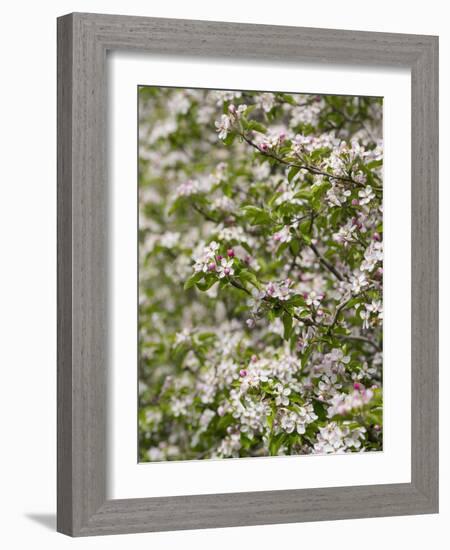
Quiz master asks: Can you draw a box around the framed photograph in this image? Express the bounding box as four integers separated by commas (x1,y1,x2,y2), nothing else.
57,12,438,536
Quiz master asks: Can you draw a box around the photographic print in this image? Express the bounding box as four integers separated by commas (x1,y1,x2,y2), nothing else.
138,87,383,462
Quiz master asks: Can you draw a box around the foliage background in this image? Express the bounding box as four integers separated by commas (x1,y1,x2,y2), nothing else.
138,86,383,461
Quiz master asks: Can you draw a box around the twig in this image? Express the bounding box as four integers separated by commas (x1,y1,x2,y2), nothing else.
239,132,364,187
192,204,219,224
229,279,252,296
309,242,344,282
340,334,381,352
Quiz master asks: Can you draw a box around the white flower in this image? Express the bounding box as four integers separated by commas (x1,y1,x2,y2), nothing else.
265,279,294,301
360,309,371,329
159,231,180,248
350,272,369,294
228,103,247,119
327,388,374,417
206,241,220,255
254,161,271,180
367,299,383,316
215,114,232,140
213,90,242,106
217,258,234,278
333,219,357,245
174,179,200,198
353,171,367,184
358,185,375,205
199,409,215,429
279,404,317,435
217,432,241,457
212,196,235,212
246,318,256,329
344,426,367,449
361,300,383,327
274,383,291,406
147,447,164,461
313,422,364,454
314,423,345,453
317,375,342,400
272,226,292,244
305,291,323,307
280,411,296,433
360,240,383,272
258,92,275,113
291,133,314,154
168,92,190,115
174,328,191,345
192,241,220,273
326,185,351,207
217,225,256,247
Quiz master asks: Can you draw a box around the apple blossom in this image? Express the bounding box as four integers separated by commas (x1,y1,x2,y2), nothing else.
139,86,383,461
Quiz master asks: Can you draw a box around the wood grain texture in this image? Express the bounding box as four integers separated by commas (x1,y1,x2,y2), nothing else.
57,12,439,536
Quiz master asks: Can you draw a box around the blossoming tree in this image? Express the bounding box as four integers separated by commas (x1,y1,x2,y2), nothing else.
138,87,383,461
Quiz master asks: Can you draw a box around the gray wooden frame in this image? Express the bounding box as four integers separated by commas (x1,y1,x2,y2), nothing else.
57,12,439,537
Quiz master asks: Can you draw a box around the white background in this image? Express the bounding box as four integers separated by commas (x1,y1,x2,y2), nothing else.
0,1,447,549
109,54,411,498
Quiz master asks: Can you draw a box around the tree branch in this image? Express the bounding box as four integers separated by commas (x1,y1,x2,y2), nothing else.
309,242,344,282
192,204,219,224
239,132,365,187
340,334,381,352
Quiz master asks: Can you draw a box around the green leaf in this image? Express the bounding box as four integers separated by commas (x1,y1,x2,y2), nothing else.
238,269,261,289
286,294,306,307
241,205,273,225
293,189,313,200
288,166,300,183
278,93,297,106
196,277,217,291
312,399,328,421
282,312,293,341
290,238,301,256
223,132,236,146
269,433,287,456
366,159,383,170
246,120,268,134
276,241,290,257
184,272,203,290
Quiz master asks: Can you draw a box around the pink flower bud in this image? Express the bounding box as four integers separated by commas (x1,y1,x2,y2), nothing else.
251,354,258,363
224,267,231,275
239,369,248,377
372,232,381,241
351,199,359,206
227,249,235,258
374,424,381,432
207,262,216,272
228,104,236,114
216,255,223,261
260,143,269,152
353,382,362,391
